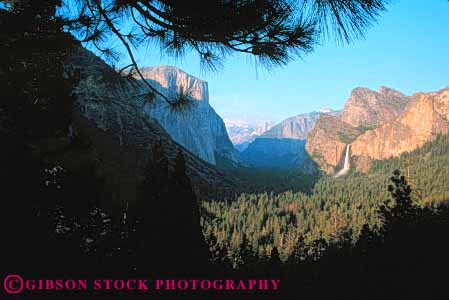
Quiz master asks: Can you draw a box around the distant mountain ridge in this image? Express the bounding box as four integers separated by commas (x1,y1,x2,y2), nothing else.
240,85,449,175
241,110,337,169
69,46,449,180
261,111,326,139
224,119,274,151
264,109,339,141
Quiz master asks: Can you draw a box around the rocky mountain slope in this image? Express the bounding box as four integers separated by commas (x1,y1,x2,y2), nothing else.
140,66,239,165
66,47,239,201
306,114,363,174
351,88,449,163
306,86,449,175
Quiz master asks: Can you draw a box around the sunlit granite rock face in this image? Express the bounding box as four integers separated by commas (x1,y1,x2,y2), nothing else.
67,47,239,200
307,86,449,174
140,66,239,165
306,114,361,174
341,86,409,128
351,88,449,164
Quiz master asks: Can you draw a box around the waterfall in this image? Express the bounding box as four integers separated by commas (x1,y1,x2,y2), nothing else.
343,144,350,171
334,144,351,178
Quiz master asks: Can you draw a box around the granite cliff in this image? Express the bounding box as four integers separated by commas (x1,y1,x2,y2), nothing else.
140,66,239,165
351,88,449,165
66,47,239,200
341,86,409,128
306,114,362,174
306,86,449,175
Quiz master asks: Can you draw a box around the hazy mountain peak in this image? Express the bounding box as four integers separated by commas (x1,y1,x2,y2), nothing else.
225,119,275,151
319,107,336,114
261,111,321,140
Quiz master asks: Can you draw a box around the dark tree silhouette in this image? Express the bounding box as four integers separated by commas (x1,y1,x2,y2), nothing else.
380,169,418,227
2,0,389,105
136,144,210,275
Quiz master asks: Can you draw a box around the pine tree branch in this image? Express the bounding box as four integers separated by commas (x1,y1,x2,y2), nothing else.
92,0,173,105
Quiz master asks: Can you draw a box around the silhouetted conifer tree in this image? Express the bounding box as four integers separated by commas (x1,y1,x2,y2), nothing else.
380,169,418,228
135,143,210,275
269,246,282,275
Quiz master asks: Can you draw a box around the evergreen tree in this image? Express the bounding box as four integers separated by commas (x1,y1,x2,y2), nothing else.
269,246,282,275
136,143,210,275
380,169,418,227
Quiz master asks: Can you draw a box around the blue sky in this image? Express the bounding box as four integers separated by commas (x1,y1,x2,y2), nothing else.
127,0,449,124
